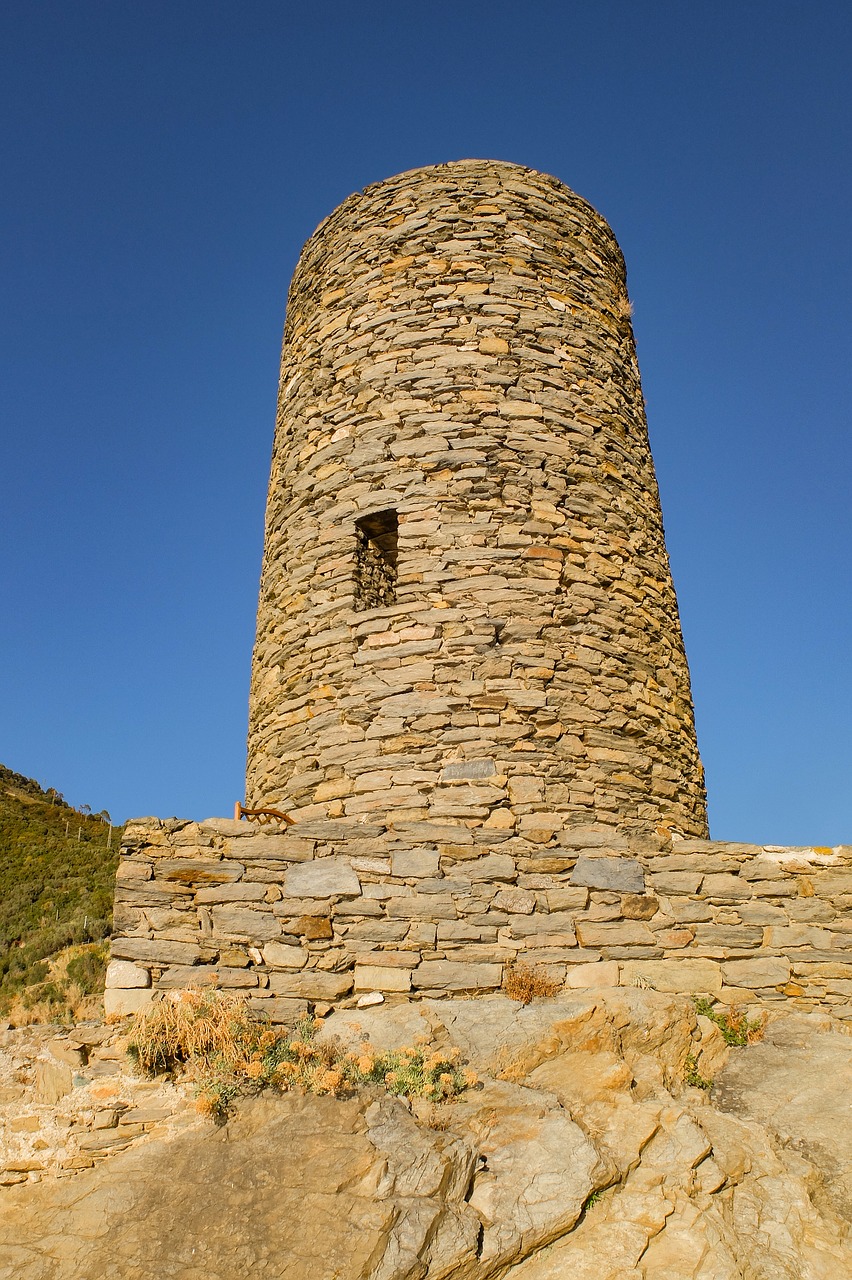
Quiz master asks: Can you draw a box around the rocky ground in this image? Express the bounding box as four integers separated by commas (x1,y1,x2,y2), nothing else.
0,990,849,1279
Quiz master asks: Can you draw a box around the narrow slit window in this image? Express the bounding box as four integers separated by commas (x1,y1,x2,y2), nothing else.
354,509,398,611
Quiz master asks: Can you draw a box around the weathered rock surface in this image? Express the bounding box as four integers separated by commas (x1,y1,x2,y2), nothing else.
1,992,850,1278
713,1012,852,1222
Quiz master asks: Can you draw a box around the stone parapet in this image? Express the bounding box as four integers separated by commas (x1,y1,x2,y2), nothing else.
108,818,852,1018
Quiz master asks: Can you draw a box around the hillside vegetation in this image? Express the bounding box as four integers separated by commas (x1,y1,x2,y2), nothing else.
0,764,122,1018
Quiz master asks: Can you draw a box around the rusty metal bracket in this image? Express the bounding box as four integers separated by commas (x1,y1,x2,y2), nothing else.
234,801,295,826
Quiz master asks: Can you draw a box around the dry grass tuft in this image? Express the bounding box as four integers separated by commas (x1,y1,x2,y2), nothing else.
127,989,478,1121
502,962,561,1005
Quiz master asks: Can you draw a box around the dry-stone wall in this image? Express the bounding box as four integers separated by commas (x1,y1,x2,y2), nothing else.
107,817,852,1019
247,159,708,840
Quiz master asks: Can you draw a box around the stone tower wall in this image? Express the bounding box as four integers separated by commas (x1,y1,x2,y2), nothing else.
247,160,707,840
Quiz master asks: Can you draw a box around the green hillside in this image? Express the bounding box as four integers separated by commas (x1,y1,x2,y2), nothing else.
0,764,122,1016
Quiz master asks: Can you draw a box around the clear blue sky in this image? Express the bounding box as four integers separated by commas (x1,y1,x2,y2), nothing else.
2,1,849,843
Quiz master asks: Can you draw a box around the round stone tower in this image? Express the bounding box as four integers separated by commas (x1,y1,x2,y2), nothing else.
247,160,708,841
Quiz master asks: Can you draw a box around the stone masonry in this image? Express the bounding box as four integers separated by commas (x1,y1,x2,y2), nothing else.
108,818,852,1020
246,160,708,840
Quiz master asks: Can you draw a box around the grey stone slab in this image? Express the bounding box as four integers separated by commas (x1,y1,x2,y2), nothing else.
721,956,791,988
570,856,644,893
283,858,362,899
211,906,281,941
441,758,496,780
391,849,440,878
111,937,202,965
411,960,502,990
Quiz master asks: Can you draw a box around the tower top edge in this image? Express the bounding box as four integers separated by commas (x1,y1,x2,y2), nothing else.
304,159,619,255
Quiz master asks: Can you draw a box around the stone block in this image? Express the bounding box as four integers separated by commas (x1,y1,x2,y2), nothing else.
115,860,152,882
247,997,309,1023
406,921,437,947
764,925,834,948
621,894,659,920
119,1105,174,1124
722,957,791,988
104,988,155,1019
437,920,492,942
692,925,764,948
283,858,361,898
155,859,244,885
571,856,644,893
558,826,630,850
274,970,354,1000
296,915,334,940
668,899,713,923
111,938,202,965
217,968,259,988
211,906,281,941
518,813,564,842
226,834,311,861
619,958,722,993
702,873,748,900
391,849,440,878
650,872,703,895
157,965,218,989
354,965,413,992
333,898,384,917
575,921,655,947
105,960,150,990
493,887,537,914
386,895,457,919
194,884,267,904
262,942,308,969
48,1039,86,1068
352,948,418,967
750,879,797,897
564,961,620,988
346,920,409,942
545,887,589,911
465,854,517,882
506,912,577,939
441,758,496,780
411,960,503,991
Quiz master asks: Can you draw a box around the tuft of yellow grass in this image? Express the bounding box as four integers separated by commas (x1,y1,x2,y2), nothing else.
502,961,561,1005
126,989,478,1121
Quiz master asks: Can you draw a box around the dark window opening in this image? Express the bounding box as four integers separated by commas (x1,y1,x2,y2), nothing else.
354,509,398,610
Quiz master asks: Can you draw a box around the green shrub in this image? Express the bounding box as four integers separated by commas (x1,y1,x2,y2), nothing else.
0,764,121,1016
66,944,108,995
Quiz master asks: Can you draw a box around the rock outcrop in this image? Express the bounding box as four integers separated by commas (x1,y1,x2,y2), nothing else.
1,991,849,1278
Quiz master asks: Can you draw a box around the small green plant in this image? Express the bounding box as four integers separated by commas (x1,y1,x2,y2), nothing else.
684,1053,713,1090
693,997,765,1047
127,990,478,1121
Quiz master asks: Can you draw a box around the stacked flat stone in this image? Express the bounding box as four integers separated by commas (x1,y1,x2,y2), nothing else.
107,818,852,1018
247,159,707,840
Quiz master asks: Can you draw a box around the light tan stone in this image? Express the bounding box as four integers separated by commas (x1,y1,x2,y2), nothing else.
354,965,412,992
